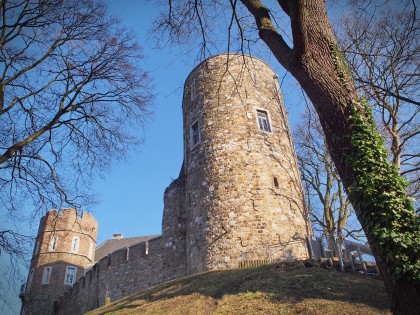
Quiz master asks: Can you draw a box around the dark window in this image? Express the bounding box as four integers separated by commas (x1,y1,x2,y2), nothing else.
125,248,129,261
191,121,200,147
71,236,80,253
42,266,52,284
274,177,279,188
257,110,271,132
49,235,58,251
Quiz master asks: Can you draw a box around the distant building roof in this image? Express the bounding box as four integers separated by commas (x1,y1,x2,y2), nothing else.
94,234,160,262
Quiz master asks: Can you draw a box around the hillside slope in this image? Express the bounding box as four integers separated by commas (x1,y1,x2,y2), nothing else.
86,261,390,315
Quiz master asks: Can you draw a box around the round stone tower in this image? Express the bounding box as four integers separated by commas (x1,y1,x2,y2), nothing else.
181,54,310,274
20,208,97,315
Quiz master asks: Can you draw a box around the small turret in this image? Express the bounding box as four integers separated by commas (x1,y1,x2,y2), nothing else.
20,209,97,315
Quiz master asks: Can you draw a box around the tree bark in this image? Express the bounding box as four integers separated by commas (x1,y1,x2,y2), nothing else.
241,0,420,313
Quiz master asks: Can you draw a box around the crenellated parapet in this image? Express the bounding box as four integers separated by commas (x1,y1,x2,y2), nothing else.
53,235,184,315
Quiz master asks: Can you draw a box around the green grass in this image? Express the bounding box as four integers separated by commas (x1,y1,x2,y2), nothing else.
86,261,390,315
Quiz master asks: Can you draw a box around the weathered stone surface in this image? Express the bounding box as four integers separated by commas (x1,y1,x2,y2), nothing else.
180,54,310,273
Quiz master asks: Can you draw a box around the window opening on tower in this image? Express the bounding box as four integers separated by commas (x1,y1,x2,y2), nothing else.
64,266,77,285
257,110,271,132
49,235,58,251
41,266,52,284
71,236,80,253
191,121,201,148
34,240,40,256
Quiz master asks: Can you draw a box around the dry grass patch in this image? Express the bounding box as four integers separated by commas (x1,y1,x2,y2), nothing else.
86,261,390,315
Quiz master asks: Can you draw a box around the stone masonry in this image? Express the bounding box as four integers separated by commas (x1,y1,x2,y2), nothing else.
22,54,311,315
175,54,310,273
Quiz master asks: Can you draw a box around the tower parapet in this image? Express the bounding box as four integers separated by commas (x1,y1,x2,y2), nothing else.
20,209,97,315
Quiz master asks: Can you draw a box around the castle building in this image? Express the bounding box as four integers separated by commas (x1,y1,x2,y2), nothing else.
19,209,98,315
20,54,311,315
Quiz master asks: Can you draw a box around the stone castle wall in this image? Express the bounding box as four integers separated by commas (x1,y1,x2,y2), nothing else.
54,236,185,315
54,177,190,314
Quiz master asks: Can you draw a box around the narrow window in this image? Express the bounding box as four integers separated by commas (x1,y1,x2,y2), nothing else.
191,121,200,148
49,235,58,251
26,269,34,291
41,266,52,284
257,110,271,132
88,241,94,259
125,247,129,261
274,177,279,188
64,266,77,285
34,241,40,256
252,72,258,85
71,236,80,253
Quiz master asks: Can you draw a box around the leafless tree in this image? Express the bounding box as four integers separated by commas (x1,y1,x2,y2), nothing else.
0,0,152,307
295,104,363,243
337,0,419,210
156,1,420,312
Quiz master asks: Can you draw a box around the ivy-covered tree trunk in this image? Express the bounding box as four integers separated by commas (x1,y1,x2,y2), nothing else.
241,0,420,313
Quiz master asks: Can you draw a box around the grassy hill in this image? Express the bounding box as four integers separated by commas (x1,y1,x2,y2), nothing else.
86,261,390,315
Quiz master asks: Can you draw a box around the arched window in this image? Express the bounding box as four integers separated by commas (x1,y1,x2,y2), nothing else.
71,236,80,253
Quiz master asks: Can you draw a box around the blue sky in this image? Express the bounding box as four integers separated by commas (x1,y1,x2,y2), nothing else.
91,1,188,244
91,1,305,245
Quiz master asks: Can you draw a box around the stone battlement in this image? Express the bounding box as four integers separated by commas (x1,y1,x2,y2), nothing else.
54,235,183,314
40,208,97,235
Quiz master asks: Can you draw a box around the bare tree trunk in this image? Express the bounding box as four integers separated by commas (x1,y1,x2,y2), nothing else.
241,0,420,313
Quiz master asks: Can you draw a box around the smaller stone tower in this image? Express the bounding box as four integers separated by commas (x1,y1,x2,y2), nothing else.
20,209,97,315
